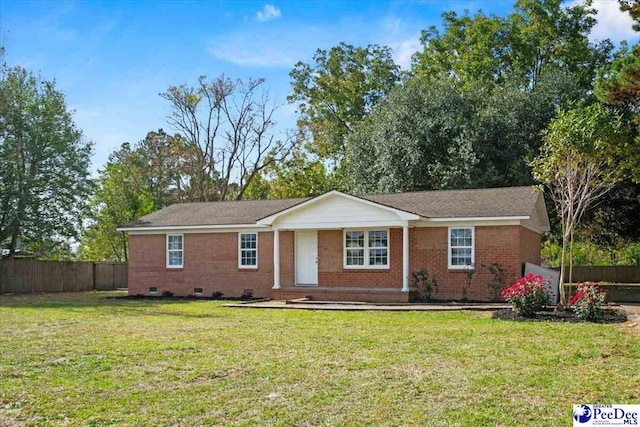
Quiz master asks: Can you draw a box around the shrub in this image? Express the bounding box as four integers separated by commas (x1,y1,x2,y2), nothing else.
161,290,174,298
569,282,608,321
411,269,438,302
501,274,551,317
461,266,475,302
483,262,514,302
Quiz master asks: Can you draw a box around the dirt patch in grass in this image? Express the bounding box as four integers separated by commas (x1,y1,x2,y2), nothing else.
492,308,628,323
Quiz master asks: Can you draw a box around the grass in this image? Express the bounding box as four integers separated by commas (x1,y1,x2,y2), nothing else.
1,292,639,426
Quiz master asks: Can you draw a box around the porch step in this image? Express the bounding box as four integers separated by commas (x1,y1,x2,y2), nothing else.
273,286,408,304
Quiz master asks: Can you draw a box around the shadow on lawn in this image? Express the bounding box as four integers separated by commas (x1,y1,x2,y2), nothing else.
0,292,229,315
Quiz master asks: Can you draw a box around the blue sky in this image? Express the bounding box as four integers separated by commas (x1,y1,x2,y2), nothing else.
1,0,637,173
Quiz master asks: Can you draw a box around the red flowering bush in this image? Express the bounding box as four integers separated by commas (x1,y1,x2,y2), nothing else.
501,274,551,317
569,282,608,321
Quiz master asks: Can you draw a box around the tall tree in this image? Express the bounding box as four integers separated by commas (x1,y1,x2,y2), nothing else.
161,75,294,202
130,129,189,208
413,0,613,91
288,43,401,162
80,153,155,262
346,70,584,194
472,70,584,187
0,66,92,257
346,78,477,194
530,102,638,305
80,131,189,261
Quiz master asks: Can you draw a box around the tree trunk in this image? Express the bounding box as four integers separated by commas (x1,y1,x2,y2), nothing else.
8,221,19,259
558,233,568,307
568,230,574,299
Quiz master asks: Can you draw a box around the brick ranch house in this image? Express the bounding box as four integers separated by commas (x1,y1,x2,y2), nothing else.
118,186,550,303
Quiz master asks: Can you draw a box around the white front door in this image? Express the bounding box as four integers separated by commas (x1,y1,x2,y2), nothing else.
296,230,318,286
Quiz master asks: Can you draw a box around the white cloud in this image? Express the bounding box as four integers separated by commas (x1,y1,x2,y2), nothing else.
377,16,423,69
388,37,421,69
574,0,638,42
256,4,281,23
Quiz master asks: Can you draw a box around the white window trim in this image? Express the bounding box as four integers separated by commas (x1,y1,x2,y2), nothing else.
166,234,184,269
238,232,258,269
343,229,390,270
448,226,475,270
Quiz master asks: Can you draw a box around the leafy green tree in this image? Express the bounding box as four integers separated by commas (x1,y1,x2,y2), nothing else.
596,43,640,117
472,70,584,187
576,181,640,262
79,130,188,261
244,148,335,200
80,155,155,262
620,0,640,31
288,43,401,162
346,70,583,194
126,129,189,208
413,0,613,91
530,102,638,305
346,78,477,194
0,66,93,257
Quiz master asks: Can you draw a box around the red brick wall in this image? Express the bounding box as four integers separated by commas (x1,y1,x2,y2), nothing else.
279,231,295,287
409,225,538,301
128,225,541,302
128,232,276,298
317,229,403,288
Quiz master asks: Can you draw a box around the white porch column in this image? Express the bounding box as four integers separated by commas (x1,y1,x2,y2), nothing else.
273,228,280,289
402,222,410,292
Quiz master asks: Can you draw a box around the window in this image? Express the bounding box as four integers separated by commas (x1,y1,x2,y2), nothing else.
239,232,258,268
448,227,474,269
166,234,183,268
344,230,389,268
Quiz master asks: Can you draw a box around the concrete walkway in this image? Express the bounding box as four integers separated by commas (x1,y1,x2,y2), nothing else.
223,300,511,311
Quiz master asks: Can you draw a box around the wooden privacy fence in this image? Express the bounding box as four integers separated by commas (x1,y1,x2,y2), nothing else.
0,260,128,294
556,265,640,284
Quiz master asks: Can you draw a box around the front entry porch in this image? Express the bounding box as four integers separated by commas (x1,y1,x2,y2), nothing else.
272,227,411,303
272,286,409,303
259,190,419,303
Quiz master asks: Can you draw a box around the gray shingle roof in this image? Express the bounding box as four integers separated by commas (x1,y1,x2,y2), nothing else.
122,186,540,228
362,186,540,218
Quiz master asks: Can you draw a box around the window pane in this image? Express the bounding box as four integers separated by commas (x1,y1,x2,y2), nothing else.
168,235,182,250
451,228,472,247
368,230,388,248
169,251,183,266
345,231,364,248
451,247,472,266
369,248,388,266
241,249,257,266
241,233,257,249
346,248,365,265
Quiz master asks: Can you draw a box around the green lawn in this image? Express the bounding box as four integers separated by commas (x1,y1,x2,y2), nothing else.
1,292,639,426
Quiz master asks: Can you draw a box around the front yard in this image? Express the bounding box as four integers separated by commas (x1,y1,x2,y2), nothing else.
1,292,639,426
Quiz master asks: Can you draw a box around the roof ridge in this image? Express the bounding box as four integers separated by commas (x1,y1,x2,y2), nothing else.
361,185,537,198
